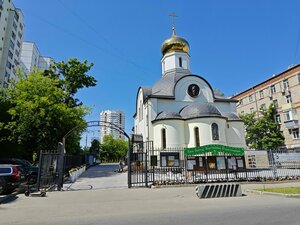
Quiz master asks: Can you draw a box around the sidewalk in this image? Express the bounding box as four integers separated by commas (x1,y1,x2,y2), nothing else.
63,163,128,190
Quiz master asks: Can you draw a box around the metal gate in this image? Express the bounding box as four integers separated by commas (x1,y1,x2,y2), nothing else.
37,143,64,191
129,141,153,187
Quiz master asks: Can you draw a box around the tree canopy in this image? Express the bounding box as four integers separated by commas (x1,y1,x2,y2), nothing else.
0,58,96,159
100,135,128,162
240,103,284,150
44,58,96,106
89,139,100,156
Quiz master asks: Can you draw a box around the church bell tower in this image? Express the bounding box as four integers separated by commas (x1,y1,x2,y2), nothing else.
161,14,190,76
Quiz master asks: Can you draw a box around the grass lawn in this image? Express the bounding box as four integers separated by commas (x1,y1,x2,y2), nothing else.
259,187,300,194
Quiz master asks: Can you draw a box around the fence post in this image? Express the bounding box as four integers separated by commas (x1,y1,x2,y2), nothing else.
127,140,132,188
205,156,208,183
145,142,148,187
270,149,277,180
57,142,65,191
36,150,43,191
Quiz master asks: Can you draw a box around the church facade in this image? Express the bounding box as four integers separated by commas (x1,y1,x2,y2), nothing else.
134,29,246,151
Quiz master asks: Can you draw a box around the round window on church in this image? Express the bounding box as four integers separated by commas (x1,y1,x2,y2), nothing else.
188,84,200,97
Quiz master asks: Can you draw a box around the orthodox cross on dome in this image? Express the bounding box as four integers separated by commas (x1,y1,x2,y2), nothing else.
169,12,178,36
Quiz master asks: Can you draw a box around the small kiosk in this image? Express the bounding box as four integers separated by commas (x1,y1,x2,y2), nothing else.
184,144,245,172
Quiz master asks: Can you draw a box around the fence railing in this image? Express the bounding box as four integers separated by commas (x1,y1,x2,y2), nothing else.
130,147,300,187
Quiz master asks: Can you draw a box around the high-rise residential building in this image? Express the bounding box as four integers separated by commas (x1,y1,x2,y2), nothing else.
20,41,54,75
232,64,300,150
100,110,125,143
0,0,24,88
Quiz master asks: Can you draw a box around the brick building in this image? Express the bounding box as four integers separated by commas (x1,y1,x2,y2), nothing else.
232,64,300,150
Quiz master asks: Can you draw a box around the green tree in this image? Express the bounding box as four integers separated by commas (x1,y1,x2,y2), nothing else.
89,139,100,156
100,135,128,162
0,91,26,158
43,58,96,107
2,71,89,157
240,103,284,150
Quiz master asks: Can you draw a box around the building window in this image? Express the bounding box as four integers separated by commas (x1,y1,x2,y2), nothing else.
18,31,22,39
270,85,276,94
11,31,16,40
260,103,266,110
259,90,264,99
286,95,292,103
250,107,254,113
283,79,289,89
238,99,243,106
161,128,166,149
275,114,281,124
249,94,253,102
146,114,149,127
14,58,18,66
179,57,182,67
160,152,179,167
211,123,219,140
284,110,293,121
14,12,19,22
240,111,244,115
8,50,13,59
19,23,23,31
6,61,12,69
5,71,10,78
13,21,17,30
9,40,14,50
194,127,200,147
292,129,300,139
16,41,21,48
139,101,143,121
298,73,300,83
273,99,278,109
119,113,122,124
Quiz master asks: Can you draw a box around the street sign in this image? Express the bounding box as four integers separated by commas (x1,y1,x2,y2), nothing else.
132,134,143,143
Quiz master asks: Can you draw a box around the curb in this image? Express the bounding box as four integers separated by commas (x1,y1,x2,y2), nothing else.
245,189,300,198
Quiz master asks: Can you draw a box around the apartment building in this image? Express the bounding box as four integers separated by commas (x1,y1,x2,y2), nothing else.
20,41,54,75
232,64,300,150
100,110,125,143
0,0,24,88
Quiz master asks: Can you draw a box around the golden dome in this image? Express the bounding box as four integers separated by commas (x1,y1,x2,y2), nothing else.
161,34,190,55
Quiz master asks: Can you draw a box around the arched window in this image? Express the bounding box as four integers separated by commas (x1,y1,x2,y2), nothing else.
139,101,143,121
179,57,182,67
211,123,219,140
194,127,200,147
161,128,166,149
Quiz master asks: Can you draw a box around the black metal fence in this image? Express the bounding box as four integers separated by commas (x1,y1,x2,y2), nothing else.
129,145,300,187
37,149,63,191
37,145,85,191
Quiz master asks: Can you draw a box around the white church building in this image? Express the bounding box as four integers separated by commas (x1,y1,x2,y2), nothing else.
134,27,246,152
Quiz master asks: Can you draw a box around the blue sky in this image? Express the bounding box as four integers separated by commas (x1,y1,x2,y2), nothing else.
14,0,300,140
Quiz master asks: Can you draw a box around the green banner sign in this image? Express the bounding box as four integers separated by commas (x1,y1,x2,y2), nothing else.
184,144,244,157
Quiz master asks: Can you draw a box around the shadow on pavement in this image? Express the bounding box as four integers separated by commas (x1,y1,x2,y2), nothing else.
79,164,126,179
0,194,19,204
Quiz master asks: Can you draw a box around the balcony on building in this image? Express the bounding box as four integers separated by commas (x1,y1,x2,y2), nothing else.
284,120,299,129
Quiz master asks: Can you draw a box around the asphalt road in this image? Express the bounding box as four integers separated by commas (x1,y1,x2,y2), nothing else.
1,164,300,225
